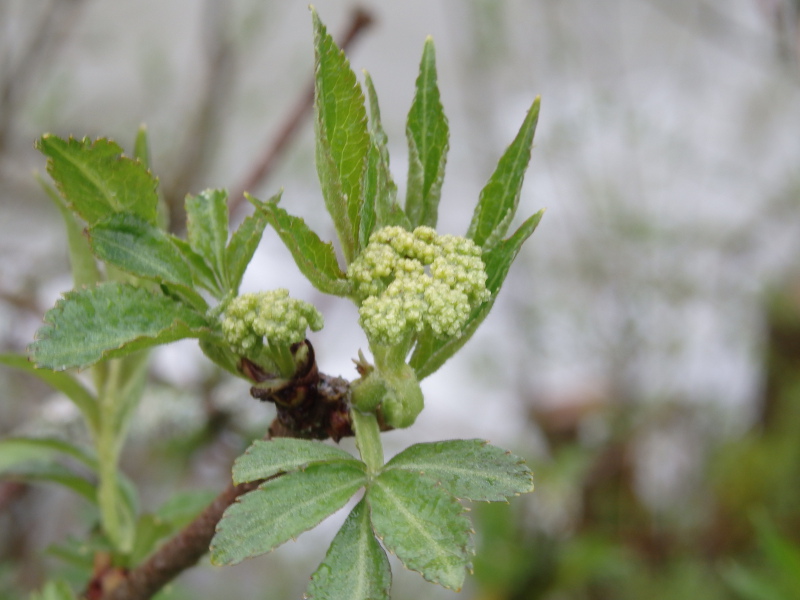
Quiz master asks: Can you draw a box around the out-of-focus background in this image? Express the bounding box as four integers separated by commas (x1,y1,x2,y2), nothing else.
2,0,800,598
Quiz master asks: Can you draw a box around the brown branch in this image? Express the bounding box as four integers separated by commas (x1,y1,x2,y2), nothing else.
227,6,375,215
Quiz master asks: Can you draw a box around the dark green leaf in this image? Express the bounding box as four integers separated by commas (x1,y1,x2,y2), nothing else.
210,461,367,566
30,283,211,371
312,8,370,262
233,438,358,484
88,213,195,289
467,97,540,250
405,38,449,229
307,499,391,600
367,469,473,591
185,189,229,289
226,209,270,294
248,194,351,297
410,210,544,379
384,439,533,501
36,135,158,226
0,354,99,432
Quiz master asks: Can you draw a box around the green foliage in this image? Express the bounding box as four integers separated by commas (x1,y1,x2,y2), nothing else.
28,580,76,600
210,436,530,596
3,7,543,598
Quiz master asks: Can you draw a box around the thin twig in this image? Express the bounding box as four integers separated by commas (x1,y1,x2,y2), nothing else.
227,7,375,215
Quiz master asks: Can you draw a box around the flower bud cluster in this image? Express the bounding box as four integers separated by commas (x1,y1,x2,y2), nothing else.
347,226,490,346
221,289,324,356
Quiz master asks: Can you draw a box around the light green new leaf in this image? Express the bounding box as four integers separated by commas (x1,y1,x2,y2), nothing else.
171,237,223,297
467,97,540,250
210,461,366,566
88,213,195,289
226,209,270,294
313,8,370,262
2,462,96,504
29,580,77,600
36,135,158,226
307,498,391,600
0,437,96,472
37,175,101,288
384,439,533,501
232,439,357,484
405,38,449,229
133,124,150,169
361,73,408,243
367,469,473,591
30,283,211,371
410,209,544,379
185,189,229,289
0,354,99,432
249,194,351,297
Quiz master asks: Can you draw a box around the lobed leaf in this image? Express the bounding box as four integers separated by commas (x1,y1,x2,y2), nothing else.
307,498,391,600
467,97,540,250
226,209,270,294
312,8,370,262
185,189,229,289
405,37,449,229
232,439,357,484
0,354,99,432
249,194,351,297
210,461,366,566
384,439,533,501
30,283,211,371
366,469,473,591
36,135,158,226
410,210,544,379
88,213,195,289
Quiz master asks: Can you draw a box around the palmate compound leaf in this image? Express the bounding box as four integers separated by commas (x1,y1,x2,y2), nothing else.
210,461,367,566
384,439,533,502
36,135,158,226
232,439,358,484
29,282,212,371
366,469,474,591
306,498,391,600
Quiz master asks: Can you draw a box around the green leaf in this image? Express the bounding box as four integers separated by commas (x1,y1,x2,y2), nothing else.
248,194,351,297
384,439,533,501
232,438,357,484
361,73,409,243
36,135,158,226
467,97,540,250
410,210,544,379
210,461,367,566
367,469,473,591
30,283,211,371
307,498,391,600
405,37,449,229
88,213,195,289
29,580,77,600
37,175,101,288
312,8,370,263
0,354,99,432
185,189,229,289
171,237,223,297
226,209,269,294
198,338,241,377
0,437,97,472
